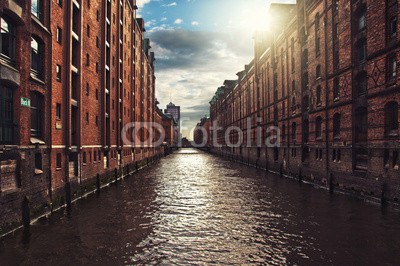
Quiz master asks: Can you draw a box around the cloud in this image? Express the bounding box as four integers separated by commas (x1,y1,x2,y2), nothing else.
145,19,157,27
136,0,151,8
191,21,199,26
161,17,167,21
174,18,183,24
163,2,177,7
150,29,253,138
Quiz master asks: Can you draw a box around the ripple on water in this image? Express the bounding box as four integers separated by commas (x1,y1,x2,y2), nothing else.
1,149,400,265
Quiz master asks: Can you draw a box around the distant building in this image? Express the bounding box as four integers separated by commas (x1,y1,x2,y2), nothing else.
193,117,211,147
164,102,181,140
164,102,180,123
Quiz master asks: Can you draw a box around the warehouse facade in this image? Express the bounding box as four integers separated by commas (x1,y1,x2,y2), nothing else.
0,0,162,232
209,0,400,204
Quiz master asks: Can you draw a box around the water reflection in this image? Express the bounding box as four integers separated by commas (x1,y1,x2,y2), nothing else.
1,148,400,265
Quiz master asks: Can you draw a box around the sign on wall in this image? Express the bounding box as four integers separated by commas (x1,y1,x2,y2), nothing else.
20,97,31,107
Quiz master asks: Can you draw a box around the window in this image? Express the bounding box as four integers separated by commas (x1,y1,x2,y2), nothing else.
31,92,43,137
87,25,90,37
334,23,339,41
384,101,399,137
316,65,321,79
394,151,399,168
357,9,366,31
333,78,340,99
389,16,398,39
83,152,87,164
98,150,101,161
356,72,367,96
0,86,14,144
86,53,90,66
57,27,62,43
86,82,89,96
35,153,42,170
315,14,321,55
303,119,309,143
387,54,397,81
291,38,295,72
333,113,341,139
355,107,368,143
303,95,309,111
334,0,339,13
96,36,99,48
282,124,286,141
316,85,322,105
31,36,44,78
86,112,89,124
56,64,61,81
94,151,97,162
357,39,367,63
0,16,16,61
31,0,44,21
316,116,323,140
96,89,99,100
56,103,61,119
57,0,62,7
56,153,62,169
292,122,297,142
386,0,398,42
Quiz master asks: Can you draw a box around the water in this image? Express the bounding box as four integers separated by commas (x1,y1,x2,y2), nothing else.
1,148,400,265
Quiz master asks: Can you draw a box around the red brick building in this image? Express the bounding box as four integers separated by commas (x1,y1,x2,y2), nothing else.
193,116,211,147
1,0,52,231
210,1,400,204
0,0,163,232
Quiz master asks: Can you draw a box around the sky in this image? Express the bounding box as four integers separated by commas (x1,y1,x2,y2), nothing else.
137,0,295,139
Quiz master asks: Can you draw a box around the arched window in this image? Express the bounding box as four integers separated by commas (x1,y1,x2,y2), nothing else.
384,101,399,137
333,113,341,139
30,92,44,137
0,16,16,61
31,36,44,79
316,116,323,140
0,86,14,144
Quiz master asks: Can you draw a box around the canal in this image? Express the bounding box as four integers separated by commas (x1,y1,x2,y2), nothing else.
1,148,400,265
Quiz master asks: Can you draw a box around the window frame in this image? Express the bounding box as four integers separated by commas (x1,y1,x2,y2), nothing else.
0,85,14,144
30,92,44,138
31,36,44,79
